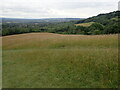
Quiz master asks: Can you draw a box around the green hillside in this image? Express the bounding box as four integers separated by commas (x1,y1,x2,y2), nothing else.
76,11,119,25
75,11,119,34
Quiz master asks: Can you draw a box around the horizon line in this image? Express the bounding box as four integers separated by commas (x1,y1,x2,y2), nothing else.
1,10,119,19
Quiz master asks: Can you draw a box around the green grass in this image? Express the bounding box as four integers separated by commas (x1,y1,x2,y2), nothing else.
75,22,94,27
2,33,118,88
111,17,118,21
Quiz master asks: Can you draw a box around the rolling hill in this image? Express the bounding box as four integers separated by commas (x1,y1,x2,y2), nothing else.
3,33,118,88
76,11,119,25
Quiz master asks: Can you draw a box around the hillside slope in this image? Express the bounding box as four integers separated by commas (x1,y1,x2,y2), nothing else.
3,33,118,88
75,11,119,34
76,11,119,25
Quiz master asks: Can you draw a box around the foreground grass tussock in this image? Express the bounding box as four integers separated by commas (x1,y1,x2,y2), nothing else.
3,33,118,88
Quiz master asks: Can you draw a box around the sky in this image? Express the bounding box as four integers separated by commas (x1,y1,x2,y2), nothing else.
1,0,119,19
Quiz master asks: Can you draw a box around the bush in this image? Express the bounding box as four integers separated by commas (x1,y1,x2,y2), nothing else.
92,30,102,35
104,24,119,34
89,23,104,31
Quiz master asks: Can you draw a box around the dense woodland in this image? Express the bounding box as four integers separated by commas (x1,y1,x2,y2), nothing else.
2,11,120,36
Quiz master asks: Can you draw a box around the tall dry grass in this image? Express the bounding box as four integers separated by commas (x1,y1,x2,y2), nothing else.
2,33,118,88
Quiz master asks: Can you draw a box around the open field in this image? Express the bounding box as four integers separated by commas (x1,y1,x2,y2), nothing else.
75,22,94,27
2,33,118,88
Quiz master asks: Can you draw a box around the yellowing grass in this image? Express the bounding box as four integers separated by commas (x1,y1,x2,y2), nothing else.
75,22,94,27
2,33,118,88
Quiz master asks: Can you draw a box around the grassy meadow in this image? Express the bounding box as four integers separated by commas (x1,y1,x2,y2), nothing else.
75,22,94,27
2,33,118,88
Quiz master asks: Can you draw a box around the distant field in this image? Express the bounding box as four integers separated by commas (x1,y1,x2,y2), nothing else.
3,33,118,88
75,22,94,27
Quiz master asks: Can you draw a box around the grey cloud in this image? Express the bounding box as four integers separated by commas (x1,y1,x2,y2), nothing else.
1,0,118,18
51,2,116,9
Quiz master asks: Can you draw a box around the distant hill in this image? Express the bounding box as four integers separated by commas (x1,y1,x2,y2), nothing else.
76,11,119,25
74,11,119,34
2,18,84,23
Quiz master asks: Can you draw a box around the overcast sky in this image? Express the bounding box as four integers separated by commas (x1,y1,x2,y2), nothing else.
1,0,119,19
